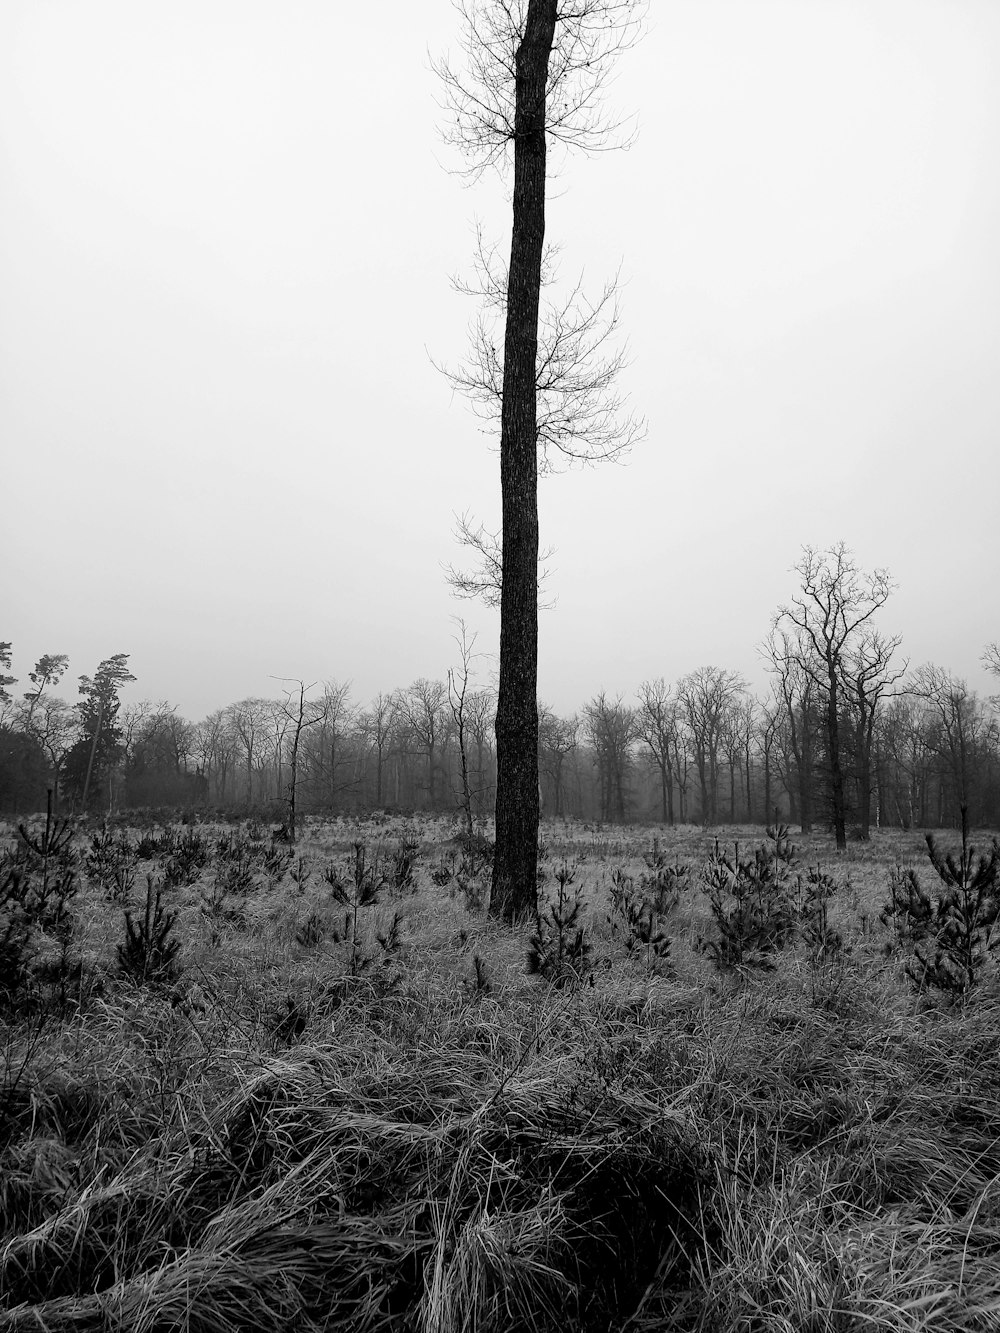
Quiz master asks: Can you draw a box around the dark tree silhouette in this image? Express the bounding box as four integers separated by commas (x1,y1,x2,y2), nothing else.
774,544,895,850
436,0,644,919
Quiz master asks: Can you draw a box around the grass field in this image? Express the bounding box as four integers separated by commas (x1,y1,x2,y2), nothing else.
2,812,1000,1331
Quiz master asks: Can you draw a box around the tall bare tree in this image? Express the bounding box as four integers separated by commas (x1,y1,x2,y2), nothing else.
909,664,997,824
227,698,271,808
396,678,450,809
843,631,907,838
273,679,324,842
756,698,781,825
774,544,895,849
195,709,237,804
636,678,678,825
464,687,497,818
314,680,354,810
584,691,636,822
437,0,643,919
677,667,746,825
765,631,819,833
448,622,481,838
538,706,578,817
357,692,397,809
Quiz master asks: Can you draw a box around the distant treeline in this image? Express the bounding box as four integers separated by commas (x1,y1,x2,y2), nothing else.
2,642,998,832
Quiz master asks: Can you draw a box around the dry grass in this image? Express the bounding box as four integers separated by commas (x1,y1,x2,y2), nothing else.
2,814,999,1331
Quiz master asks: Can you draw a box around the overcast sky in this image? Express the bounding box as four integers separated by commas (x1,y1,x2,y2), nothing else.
3,0,998,721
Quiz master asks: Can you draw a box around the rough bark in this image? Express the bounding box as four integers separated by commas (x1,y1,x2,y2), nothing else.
491,0,557,921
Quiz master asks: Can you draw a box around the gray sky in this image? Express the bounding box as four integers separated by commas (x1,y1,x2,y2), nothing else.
3,0,998,720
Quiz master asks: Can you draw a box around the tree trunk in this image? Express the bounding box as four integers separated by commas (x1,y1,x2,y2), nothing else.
858,718,874,840
491,0,556,921
825,673,847,849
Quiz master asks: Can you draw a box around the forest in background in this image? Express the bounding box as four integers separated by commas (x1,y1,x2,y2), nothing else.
3,548,998,836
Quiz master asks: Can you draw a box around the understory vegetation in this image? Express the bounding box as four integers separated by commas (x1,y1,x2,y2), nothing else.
2,810,1000,1331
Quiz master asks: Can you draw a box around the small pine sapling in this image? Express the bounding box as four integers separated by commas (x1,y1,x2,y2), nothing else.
213,836,256,897
295,911,327,948
262,843,293,888
118,874,182,987
326,841,392,976
699,825,799,973
451,835,493,913
908,810,1000,996
388,836,420,896
799,867,843,968
1,805,81,1008
607,868,672,974
163,827,209,887
642,839,693,912
289,857,312,895
0,865,34,1009
431,850,458,886
17,800,80,932
879,865,935,953
376,910,404,956
86,825,139,901
19,795,75,872
528,861,590,989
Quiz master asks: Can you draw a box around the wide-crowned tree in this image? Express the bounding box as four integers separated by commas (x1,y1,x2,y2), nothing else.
773,544,897,849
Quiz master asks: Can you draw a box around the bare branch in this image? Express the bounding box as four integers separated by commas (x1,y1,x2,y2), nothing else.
436,234,645,469
443,510,555,608
433,0,645,180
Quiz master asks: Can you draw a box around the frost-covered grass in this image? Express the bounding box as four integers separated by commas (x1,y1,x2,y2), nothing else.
2,813,999,1331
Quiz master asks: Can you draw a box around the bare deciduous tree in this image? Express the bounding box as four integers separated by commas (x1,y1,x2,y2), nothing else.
843,632,907,838
273,679,324,842
677,667,746,826
437,0,644,920
195,709,237,804
357,692,397,809
448,621,481,838
584,691,636,822
397,678,450,809
538,706,578,817
313,680,354,809
636,677,678,825
227,698,272,808
774,543,895,849
765,631,819,833
909,664,997,824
